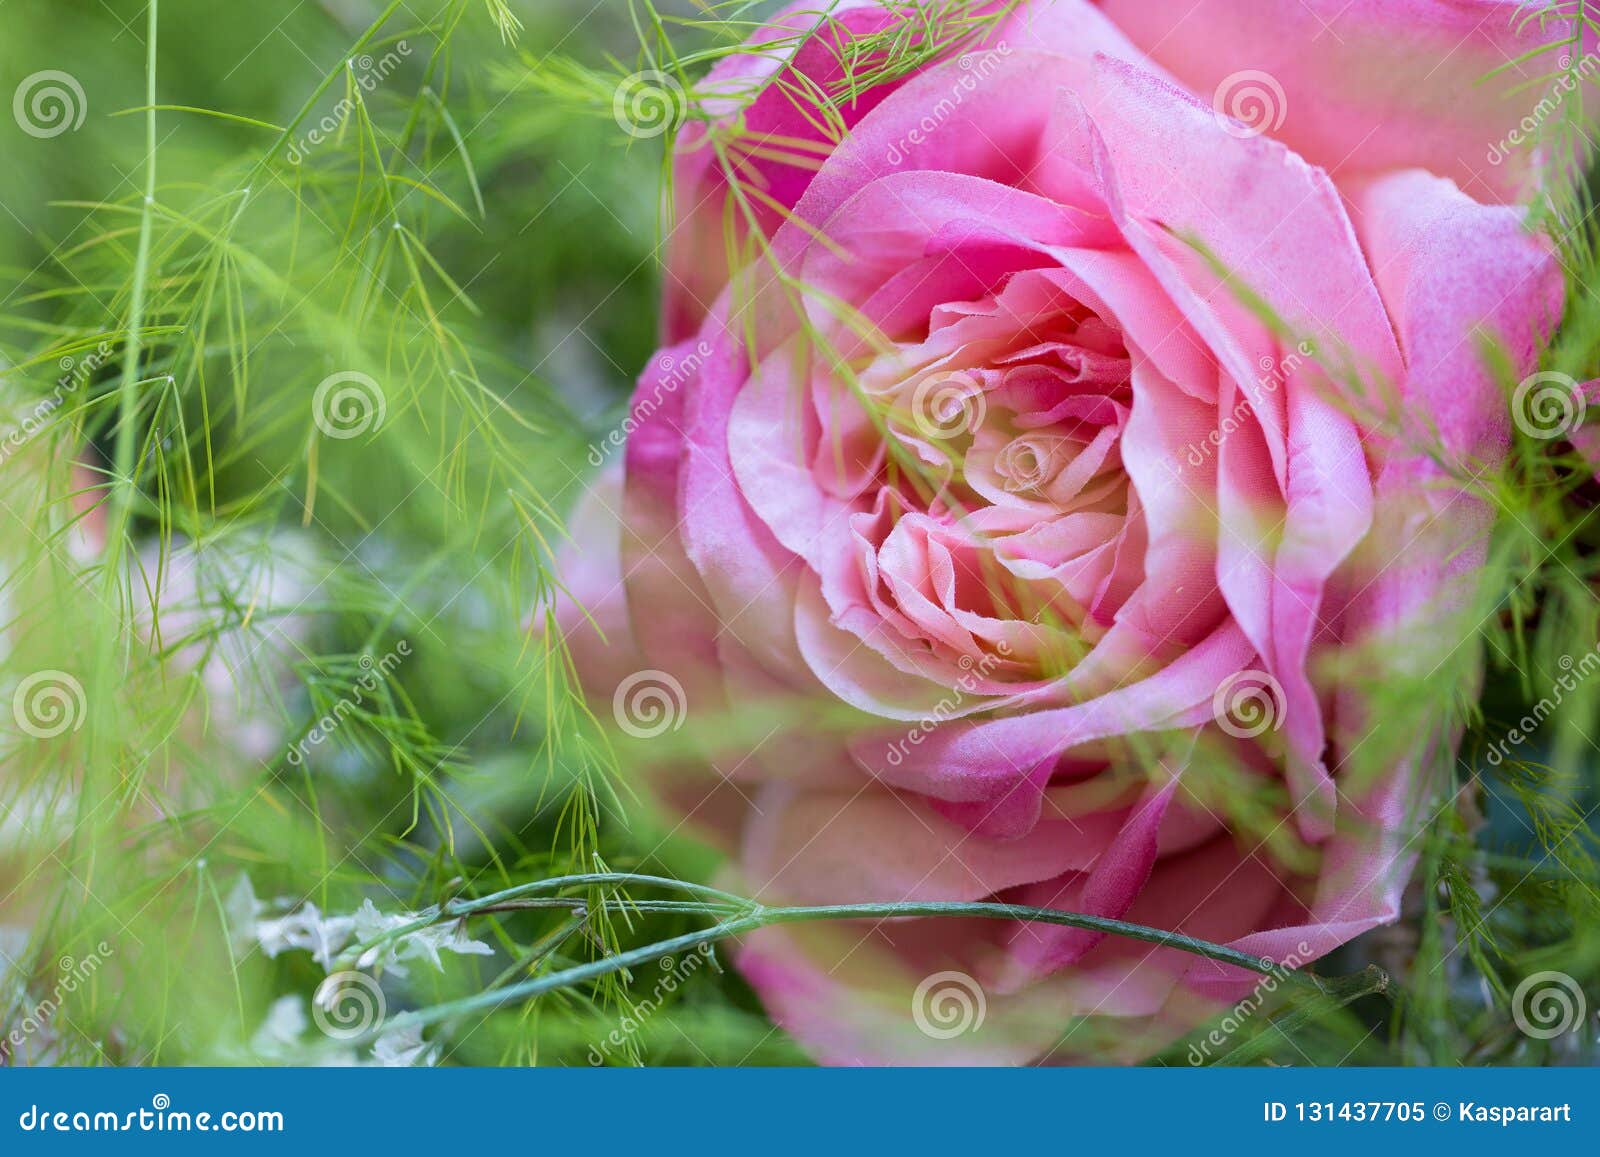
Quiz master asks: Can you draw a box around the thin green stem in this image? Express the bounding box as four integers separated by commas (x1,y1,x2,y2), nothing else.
340,914,761,1049
108,0,159,553
453,871,752,911
468,898,744,916
72,0,159,932
336,871,755,963
324,875,1384,1051
763,901,1295,977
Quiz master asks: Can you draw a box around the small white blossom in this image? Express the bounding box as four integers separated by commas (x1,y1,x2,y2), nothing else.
371,1024,440,1067
224,874,265,955
254,904,358,969
245,996,435,1067
349,898,493,977
249,995,310,1056
227,874,355,964
227,876,491,975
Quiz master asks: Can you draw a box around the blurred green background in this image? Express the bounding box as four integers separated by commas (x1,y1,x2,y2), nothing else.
0,0,812,1066
0,0,1594,1069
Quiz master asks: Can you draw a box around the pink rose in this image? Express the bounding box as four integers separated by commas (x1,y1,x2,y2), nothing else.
560,0,1565,1063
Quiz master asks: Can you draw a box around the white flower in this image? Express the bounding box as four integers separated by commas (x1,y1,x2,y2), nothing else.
371,1024,439,1067
261,905,358,970
224,874,265,956
227,874,355,968
244,996,424,1067
228,876,490,975
349,898,492,977
249,995,309,1055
